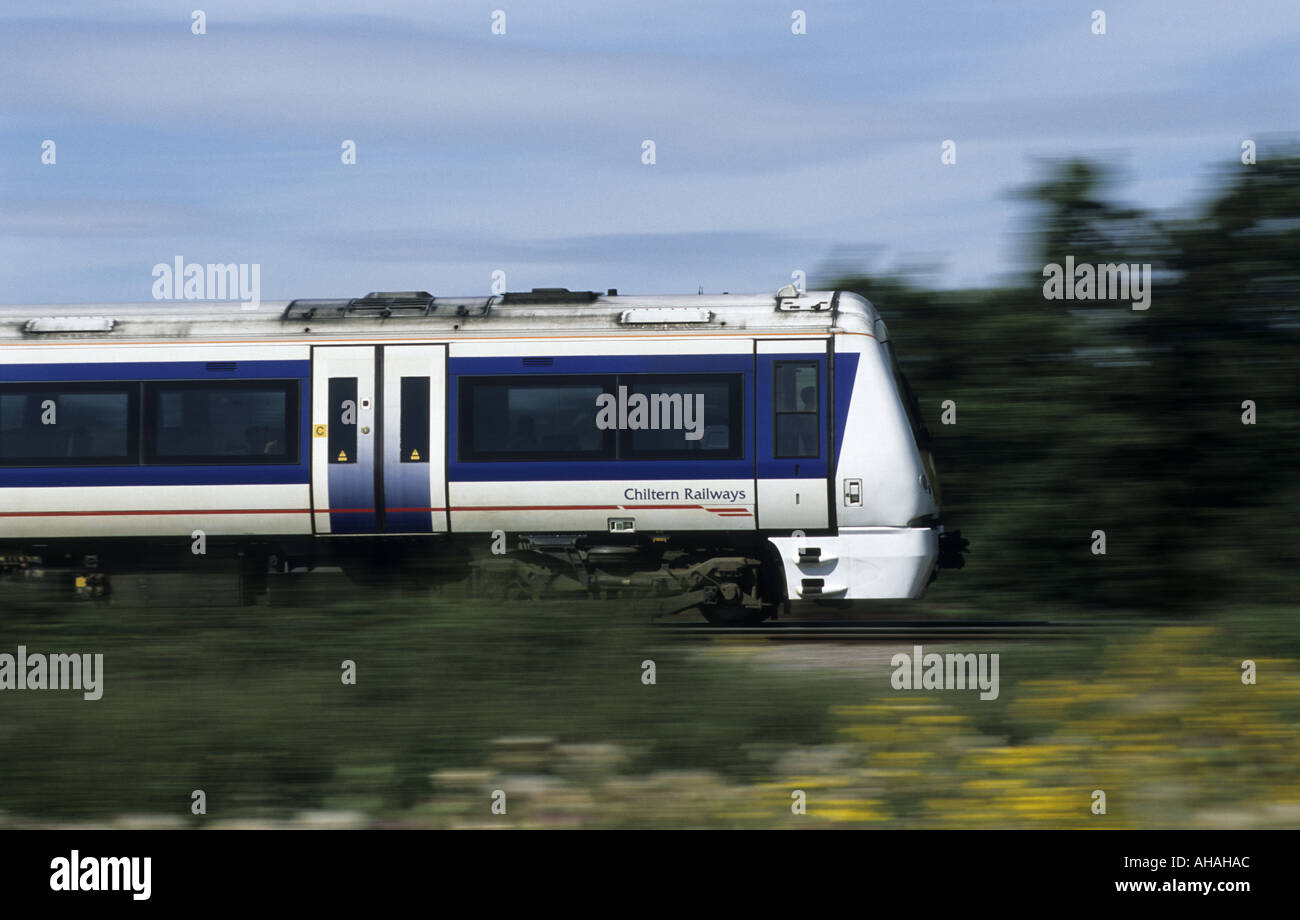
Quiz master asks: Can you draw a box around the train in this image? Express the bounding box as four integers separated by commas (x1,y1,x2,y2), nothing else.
0,285,966,622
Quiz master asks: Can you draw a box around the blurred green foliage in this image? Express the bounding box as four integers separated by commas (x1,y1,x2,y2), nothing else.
833,153,1300,613
3,593,1295,828
0,594,854,821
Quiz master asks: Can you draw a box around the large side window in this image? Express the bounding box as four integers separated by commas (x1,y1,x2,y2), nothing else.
0,383,138,465
144,380,298,464
459,376,614,461
773,362,820,459
618,374,744,459
457,373,745,462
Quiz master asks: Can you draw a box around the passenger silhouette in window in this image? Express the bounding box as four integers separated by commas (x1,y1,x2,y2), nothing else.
775,367,819,459
782,386,819,457
796,385,819,455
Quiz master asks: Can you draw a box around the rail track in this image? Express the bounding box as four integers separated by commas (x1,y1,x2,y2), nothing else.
653,619,1092,640
2,572,1103,642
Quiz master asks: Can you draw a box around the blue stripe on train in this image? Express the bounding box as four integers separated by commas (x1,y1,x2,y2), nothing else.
0,465,309,487
385,458,434,533
0,352,862,495
0,360,311,488
0,360,309,381
327,456,376,533
447,351,756,484
448,458,754,483
448,354,756,375
443,350,858,484
834,352,859,464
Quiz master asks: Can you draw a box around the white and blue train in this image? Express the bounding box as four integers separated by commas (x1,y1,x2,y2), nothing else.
0,286,964,621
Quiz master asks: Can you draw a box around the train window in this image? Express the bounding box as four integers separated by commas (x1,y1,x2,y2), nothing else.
400,376,430,463
458,375,614,461
144,380,298,464
617,374,744,459
883,342,932,452
0,383,138,465
773,362,820,459
328,378,358,464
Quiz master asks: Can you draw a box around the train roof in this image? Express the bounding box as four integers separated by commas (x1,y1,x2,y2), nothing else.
0,287,883,343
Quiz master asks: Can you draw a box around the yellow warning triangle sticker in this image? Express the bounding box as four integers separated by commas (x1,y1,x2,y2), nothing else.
337,450,348,461
410,449,421,460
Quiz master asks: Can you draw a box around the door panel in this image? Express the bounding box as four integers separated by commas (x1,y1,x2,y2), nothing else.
381,345,447,533
755,340,830,530
312,346,377,534
311,344,448,535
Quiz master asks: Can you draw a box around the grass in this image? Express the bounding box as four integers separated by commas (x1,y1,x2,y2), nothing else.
1,586,1296,827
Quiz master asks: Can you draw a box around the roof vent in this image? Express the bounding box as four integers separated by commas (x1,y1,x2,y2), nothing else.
24,316,115,333
499,288,599,305
360,291,433,302
619,308,713,324
283,291,493,321
351,291,436,316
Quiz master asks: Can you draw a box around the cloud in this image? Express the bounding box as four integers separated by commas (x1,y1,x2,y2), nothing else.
0,199,202,237
1,1,1297,302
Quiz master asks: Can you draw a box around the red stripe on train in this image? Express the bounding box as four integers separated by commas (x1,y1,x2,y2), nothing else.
0,508,312,518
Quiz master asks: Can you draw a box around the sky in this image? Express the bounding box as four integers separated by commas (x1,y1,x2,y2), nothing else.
1,0,1297,304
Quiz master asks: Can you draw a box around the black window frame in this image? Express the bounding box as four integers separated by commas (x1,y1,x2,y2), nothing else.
772,361,821,459
0,381,140,467
458,374,617,462
143,378,300,466
328,377,358,465
399,376,431,463
615,373,745,460
456,372,746,463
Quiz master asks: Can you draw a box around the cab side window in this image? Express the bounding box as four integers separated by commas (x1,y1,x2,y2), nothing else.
773,362,820,459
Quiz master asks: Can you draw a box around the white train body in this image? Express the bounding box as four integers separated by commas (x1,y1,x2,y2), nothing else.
0,288,950,607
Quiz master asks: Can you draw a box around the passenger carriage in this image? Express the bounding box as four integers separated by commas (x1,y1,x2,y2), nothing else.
0,286,963,621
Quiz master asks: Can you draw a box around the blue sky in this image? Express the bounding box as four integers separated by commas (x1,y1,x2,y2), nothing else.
1,0,1297,303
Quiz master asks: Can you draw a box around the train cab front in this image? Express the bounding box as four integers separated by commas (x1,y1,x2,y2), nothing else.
767,294,967,604
912,446,968,578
